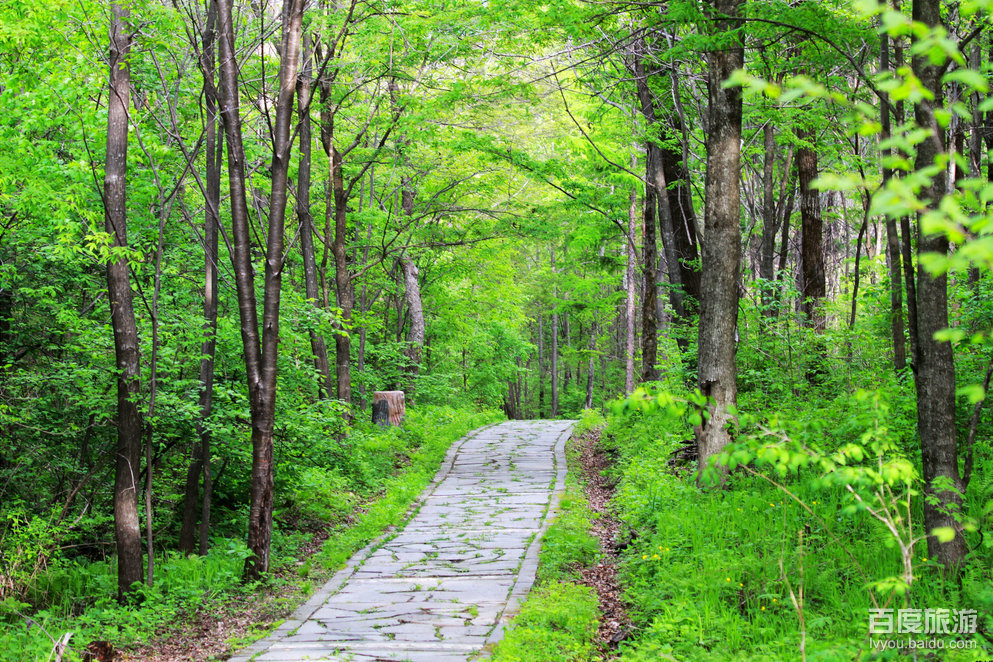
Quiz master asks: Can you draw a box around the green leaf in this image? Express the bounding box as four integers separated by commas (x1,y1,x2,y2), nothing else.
931,526,956,543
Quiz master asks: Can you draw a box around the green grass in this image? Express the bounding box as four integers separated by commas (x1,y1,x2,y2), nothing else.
604,392,993,662
490,581,600,662
492,413,603,661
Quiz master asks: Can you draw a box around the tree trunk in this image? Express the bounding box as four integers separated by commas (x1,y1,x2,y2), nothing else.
399,183,425,392
759,122,777,315
894,5,920,369
696,0,743,482
400,256,425,385
372,391,405,427
880,28,907,373
634,54,686,328
550,247,559,417
217,0,304,582
325,121,354,405
625,184,637,394
297,35,334,400
912,0,967,569
537,315,545,418
797,128,825,332
640,175,660,381
585,318,596,410
104,0,143,600
245,0,304,582
660,122,701,309
180,1,221,557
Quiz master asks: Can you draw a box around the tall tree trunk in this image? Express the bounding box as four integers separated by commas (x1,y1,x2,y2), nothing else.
585,318,596,409
245,0,304,582
625,183,637,394
797,128,825,332
399,183,425,394
696,0,743,481
105,0,143,600
640,171,660,381
180,1,221,557
217,0,304,581
881,28,907,372
400,256,425,388
660,122,701,308
297,36,333,400
550,247,559,417
634,54,687,328
759,122,777,315
894,2,920,368
912,0,967,569
326,122,354,405
537,315,545,417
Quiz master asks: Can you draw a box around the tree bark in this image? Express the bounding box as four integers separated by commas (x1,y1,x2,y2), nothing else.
880,28,907,373
696,0,743,482
585,318,596,409
179,1,221,557
912,0,967,569
372,391,405,427
625,184,637,394
296,35,334,400
104,0,143,600
660,122,701,309
634,53,686,329
797,128,825,332
217,0,304,581
537,315,545,418
550,247,559,417
759,122,777,315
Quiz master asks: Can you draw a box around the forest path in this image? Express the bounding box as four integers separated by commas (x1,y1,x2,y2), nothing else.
229,419,576,662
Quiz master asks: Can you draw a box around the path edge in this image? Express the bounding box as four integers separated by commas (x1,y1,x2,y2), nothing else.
477,420,576,656
227,420,502,662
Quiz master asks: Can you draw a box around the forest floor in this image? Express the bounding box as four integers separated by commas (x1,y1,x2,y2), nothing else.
575,427,630,655
122,528,340,662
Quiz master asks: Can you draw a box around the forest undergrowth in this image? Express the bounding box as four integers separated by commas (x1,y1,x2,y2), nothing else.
0,406,501,662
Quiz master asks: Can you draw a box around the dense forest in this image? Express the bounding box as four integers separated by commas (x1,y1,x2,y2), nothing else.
1,0,993,659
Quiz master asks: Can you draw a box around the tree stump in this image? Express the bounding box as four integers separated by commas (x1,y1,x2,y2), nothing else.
372,391,405,427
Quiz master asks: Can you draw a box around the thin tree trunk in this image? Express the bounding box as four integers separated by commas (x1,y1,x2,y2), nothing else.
105,0,143,599
217,0,304,581
696,0,743,482
537,316,545,418
760,122,777,315
912,0,967,569
297,35,333,400
777,173,796,281
798,128,825,332
585,318,596,409
634,53,685,326
625,183,637,394
180,2,221,557
881,27,907,372
550,247,559,417
660,120,701,309
894,3,920,368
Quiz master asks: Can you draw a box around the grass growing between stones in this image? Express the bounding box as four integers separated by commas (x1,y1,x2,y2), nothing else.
491,410,604,662
314,407,504,573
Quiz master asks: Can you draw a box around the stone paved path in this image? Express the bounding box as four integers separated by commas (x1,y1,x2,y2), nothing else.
230,419,576,662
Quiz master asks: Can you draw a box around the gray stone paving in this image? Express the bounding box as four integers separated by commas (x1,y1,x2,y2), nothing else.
230,420,575,662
